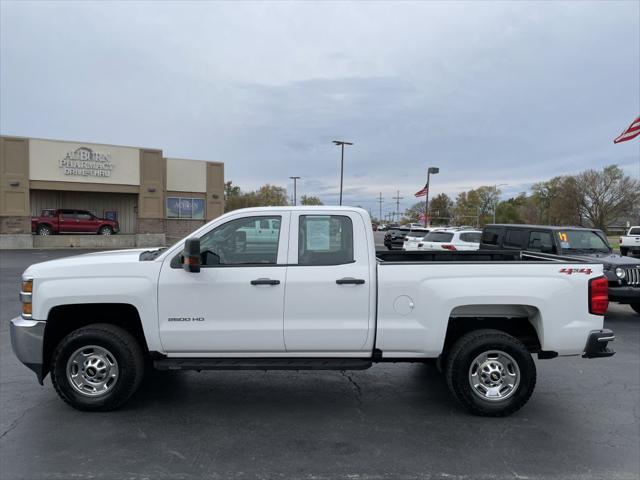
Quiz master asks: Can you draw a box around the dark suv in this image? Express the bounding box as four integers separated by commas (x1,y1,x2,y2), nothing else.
383,227,410,250
480,224,640,315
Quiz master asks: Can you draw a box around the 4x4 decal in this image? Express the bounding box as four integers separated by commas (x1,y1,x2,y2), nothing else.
559,268,593,275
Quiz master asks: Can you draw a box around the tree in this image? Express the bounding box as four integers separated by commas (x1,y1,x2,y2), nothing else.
224,183,289,212
403,202,425,223
300,195,323,206
530,176,582,225
429,193,454,225
454,186,501,226
575,165,640,231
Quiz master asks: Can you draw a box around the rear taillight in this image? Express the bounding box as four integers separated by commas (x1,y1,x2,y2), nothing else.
589,276,608,315
619,237,623,243
442,244,457,251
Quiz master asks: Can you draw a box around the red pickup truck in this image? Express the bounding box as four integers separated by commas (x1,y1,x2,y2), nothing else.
32,209,119,235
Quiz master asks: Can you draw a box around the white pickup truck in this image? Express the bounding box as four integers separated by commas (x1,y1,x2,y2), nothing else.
620,226,640,257
11,207,615,416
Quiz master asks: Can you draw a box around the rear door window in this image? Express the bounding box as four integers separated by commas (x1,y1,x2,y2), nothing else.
503,229,526,248
459,232,481,243
528,231,555,252
298,215,354,265
481,228,502,246
629,227,640,235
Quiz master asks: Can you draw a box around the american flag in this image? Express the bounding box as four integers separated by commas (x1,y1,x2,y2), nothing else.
614,116,640,143
415,185,428,197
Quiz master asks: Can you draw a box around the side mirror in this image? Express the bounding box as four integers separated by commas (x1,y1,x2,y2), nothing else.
182,237,201,273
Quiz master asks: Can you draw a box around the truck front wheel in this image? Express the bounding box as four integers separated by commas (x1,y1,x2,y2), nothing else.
444,329,536,417
37,224,52,236
50,323,145,411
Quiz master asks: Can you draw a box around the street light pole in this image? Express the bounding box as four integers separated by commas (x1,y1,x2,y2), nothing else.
377,192,384,222
424,167,440,228
333,140,353,205
492,183,508,224
289,176,300,206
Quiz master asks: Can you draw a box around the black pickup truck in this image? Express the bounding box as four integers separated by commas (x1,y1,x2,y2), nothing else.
480,224,640,315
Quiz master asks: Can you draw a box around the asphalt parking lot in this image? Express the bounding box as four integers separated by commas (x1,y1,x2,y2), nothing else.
1,248,639,480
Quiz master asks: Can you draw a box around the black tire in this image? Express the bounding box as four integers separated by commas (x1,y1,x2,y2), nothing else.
620,248,628,256
50,323,145,411
37,224,52,236
444,329,536,417
99,226,113,235
631,303,640,315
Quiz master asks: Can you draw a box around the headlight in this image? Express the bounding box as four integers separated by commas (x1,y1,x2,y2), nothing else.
20,278,33,319
615,267,626,279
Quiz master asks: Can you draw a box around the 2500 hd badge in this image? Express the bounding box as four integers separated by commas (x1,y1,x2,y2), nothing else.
167,317,205,322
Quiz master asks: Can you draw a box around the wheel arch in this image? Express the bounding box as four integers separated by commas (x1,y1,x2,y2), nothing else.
42,303,149,380
443,304,543,355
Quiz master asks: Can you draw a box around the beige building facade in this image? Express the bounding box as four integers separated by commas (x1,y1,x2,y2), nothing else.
0,135,224,248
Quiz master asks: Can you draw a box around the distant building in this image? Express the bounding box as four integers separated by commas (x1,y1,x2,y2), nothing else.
0,135,224,248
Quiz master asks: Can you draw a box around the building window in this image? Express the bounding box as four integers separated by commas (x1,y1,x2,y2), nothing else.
166,197,205,219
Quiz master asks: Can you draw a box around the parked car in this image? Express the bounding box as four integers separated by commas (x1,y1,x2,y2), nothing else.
411,229,482,251
31,209,119,235
383,226,410,250
408,222,424,229
480,224,640,314
620,226,640,257
402,228,431,250
11,206,614,416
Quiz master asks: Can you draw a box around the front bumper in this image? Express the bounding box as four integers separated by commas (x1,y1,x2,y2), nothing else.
582,329,615,359
10,317,45,383
608,285,640,304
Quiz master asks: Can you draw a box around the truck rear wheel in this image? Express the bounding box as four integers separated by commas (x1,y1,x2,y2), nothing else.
620,247,628,256
630,303,640,315
444,329,536,417
50,323,145,411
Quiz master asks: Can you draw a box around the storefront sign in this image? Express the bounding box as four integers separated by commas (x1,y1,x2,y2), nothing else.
59,147,114,178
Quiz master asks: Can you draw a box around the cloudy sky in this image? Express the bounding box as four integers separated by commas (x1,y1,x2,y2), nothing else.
1,1,639,216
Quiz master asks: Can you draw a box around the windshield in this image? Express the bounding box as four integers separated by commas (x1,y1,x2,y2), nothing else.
557,230,610,252
425,231,454,242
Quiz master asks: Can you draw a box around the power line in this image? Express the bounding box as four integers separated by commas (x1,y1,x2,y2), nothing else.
377,192,384,221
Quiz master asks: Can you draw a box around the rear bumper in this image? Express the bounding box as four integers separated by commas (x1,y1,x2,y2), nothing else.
10,317,45,383
582,329,615,359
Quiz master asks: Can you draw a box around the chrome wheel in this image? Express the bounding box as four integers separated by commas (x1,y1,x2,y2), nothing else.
468,350,520,402
100,227,112,235
66,345,119,397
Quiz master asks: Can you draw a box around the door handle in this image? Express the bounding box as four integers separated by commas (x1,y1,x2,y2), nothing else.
250,278,280,286
336,278,365,285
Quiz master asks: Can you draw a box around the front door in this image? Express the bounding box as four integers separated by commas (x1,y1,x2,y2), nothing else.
158,213,290,354
283,211,373,353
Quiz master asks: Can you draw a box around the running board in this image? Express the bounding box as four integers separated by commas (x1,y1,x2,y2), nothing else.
154,358,373,371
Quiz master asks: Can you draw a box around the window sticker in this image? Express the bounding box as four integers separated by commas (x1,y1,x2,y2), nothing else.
306,217,331,251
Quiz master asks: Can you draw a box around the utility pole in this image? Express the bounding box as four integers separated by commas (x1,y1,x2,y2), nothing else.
377,192,384,222
392,190,403,223
289,176,300,206
332,140,353,205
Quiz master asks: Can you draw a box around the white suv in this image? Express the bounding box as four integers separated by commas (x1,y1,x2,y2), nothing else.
412,228,482,251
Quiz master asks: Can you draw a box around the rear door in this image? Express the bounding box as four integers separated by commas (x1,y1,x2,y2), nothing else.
59,210,79,233
283,211,374,353
75,211,97,233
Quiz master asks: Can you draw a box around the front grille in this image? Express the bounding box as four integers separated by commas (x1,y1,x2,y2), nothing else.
624,267,640,286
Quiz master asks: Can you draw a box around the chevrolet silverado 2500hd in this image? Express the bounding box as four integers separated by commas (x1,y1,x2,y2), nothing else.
11,207,615,416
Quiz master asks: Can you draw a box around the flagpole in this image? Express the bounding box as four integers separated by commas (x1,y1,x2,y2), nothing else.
424,173,430,228
424,167,440,228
